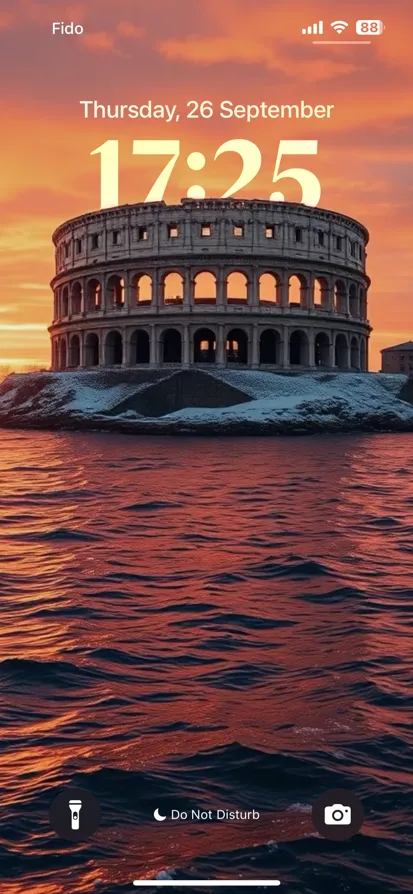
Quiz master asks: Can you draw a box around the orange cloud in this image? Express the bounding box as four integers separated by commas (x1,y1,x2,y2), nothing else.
117,21,145,38
81,30,116,52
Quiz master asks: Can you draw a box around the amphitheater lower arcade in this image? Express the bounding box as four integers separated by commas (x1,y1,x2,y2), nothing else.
49,200,371,372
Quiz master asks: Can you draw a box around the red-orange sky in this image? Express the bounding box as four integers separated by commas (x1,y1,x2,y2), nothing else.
0,0,412,370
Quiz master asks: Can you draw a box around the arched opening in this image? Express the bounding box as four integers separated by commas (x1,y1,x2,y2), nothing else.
163,272,183,305
259,273,279,305
360,338,367,371
130,329,150,364
71,282,82,315
288,274,307,308
62,286,69,317
162,328,182,363
194,328,216,363
351,336,360,369
334,280,347,314
289,330,309,366
259,329,280,364
226,328,248,364
59,338,67,369
134,274,152,305
313,277,330,309
349,284,359,317
69,334,80,368
226,271,248,304
106,275,124,309
105,330,123,366
194,272,217,304
86,279,102,312
85,333,99,367
335,334,348,369
314,332,330,367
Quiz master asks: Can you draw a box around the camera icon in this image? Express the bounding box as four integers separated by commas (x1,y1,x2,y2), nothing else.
324,804,352,825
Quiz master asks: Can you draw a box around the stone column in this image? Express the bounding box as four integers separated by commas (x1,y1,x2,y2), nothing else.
217,325,225,365
306,274,315,310
282,327,290,367
217,268,226,307
154,269,163,309
308,329,315,368
184,270,192,308
151,269,160,309
99,331,105,366
183,325,190,366
79,331,85,368
81,279,86,315
150,324,157,365
123,274,131,314
248,268,259,307
122,326,128,366
251,324,259,368
280,276,289,308
328,337,335,368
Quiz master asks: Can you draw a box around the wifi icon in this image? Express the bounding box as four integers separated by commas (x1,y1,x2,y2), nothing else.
330,20,348,33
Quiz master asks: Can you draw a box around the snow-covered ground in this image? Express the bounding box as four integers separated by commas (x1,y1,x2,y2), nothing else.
0,369,412,435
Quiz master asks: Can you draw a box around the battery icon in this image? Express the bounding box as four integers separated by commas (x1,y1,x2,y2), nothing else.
356,20,384,35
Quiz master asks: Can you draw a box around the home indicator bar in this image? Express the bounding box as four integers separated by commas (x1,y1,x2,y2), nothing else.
133,882,281,887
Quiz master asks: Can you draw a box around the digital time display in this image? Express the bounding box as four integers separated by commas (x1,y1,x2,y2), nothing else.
91,139,321,209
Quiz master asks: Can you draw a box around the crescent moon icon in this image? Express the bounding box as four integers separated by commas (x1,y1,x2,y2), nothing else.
153,807,167,822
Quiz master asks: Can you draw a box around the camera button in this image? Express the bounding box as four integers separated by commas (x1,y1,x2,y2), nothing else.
312,788,364,841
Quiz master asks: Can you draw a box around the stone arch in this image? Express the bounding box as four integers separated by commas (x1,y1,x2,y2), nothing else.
105,329,123,366
226,271,248,303
194,327,216,363
360,337,367,371
259,329,281,364
85,332,99,367
194,271,217,304
313,276,330,309
259,273,280,304
59,337,67,369
314,331,330,367
69,334,80,368
133,274,152,304
349,283,359,317
162,328,182,363
62,285,69,317
288,274,308,308
351,336,360,369
106,274,124,309
130,328,150,364
226,328,248,364
71,281,82,315
86,278,102,312
289,330,309,366
163,272,183,305
334,280,347,314
335,334,348,369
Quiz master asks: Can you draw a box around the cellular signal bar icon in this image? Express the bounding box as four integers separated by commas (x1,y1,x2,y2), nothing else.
302,20,323,34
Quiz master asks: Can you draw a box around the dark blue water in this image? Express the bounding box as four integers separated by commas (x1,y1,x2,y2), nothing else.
0,431,412,893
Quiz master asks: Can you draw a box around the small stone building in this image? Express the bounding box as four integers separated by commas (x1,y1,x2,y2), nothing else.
381,342,413,374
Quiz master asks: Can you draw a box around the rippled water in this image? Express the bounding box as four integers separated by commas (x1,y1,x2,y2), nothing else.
0,430,412,894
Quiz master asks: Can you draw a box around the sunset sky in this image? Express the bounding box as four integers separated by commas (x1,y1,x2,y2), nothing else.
0,0,412,370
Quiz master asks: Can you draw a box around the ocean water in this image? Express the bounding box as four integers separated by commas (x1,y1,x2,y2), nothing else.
0,430,412,894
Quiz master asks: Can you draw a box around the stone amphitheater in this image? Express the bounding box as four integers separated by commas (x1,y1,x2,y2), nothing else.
49,198,371,372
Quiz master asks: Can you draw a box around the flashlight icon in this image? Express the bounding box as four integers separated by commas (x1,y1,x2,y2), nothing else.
68,799,82,831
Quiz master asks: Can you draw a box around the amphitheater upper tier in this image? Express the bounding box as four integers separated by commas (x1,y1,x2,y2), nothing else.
49,198,371,371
